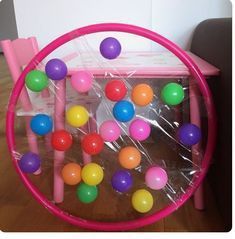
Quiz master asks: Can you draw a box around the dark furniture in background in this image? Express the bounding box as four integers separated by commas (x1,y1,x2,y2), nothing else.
0,0,18,52
191,18,232,231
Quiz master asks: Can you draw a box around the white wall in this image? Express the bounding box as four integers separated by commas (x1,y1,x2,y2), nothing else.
12,0,232,127
13,0,153,53
13,0,232,52
151,0,232,50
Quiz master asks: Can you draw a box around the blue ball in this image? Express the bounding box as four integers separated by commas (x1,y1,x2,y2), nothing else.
30,114,53,136
113,100,135,122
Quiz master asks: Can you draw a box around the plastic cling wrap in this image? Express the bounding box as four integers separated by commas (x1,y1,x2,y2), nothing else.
7,25,216,230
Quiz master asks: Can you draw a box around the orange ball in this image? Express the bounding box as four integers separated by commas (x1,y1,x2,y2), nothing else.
118,146,141,169
131,83,154,106
61,163,81,185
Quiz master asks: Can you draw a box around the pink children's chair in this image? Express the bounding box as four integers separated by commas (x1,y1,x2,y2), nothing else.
0,37,93,203
1,37,50,176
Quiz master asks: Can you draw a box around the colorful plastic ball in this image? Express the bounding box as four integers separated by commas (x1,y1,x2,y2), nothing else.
129,119,151,141
111,170,133,193
81,133,104,155
118,146,141,169
76,182,98,203
70,71,93,93
51,130,72,151
105,80,127,101
18,152,41,173
131,189,153,213
99,120,121,142
61,163,81,185
161,82,184,106
45,58,68,80
81,163,104,186
113,100,135,122
30,114,53,136
25,70,49,92
131,83,154,106
100,37,121,60
178,123,201,146
145,166,168,190
66,105,89,128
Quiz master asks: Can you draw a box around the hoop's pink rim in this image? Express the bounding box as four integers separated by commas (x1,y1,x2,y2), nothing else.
6,23,217,231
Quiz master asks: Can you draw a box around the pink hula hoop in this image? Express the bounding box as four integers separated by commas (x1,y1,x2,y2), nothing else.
6,23,217,231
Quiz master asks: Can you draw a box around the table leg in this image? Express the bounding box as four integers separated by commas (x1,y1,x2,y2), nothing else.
189,79,205,210
90,113,98,133
44,133,52,153
53,79,66,203
82,150,92,165
81,111,97,165
85,112,98,164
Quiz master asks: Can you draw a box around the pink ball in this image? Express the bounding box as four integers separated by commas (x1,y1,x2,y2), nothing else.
99,120,121,142
70,71,93,93
145,166,168,190
129,119,151,141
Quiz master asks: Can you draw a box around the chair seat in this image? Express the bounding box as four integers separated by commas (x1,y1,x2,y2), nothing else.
16,83,101,117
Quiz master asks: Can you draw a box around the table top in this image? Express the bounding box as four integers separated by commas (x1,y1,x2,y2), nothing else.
18,51,219,116
64,51,220,78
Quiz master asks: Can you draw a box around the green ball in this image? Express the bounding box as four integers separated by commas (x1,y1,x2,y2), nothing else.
161,82,184,106
76,182,98,203
25,70,49,92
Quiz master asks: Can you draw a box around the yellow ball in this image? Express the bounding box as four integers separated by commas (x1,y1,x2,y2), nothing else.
81,163,104,186
66,105,89,127
131,189,153,213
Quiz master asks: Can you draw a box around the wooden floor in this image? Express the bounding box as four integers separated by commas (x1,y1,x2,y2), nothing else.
0,54,225,232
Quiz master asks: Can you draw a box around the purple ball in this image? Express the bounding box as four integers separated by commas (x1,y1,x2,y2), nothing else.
178,123,202,146
45,58,68,80
18,152,41,173
100,37,121,60
111,170,132,193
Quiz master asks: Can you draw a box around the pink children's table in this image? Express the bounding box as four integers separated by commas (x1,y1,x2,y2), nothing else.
66,51,219,77
17,50,219,210
66,50,219,211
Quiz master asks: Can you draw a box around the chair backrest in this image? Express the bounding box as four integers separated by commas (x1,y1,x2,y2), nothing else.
0,37,50,111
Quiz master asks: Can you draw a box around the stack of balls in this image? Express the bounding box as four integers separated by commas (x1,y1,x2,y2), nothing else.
19,37,202,214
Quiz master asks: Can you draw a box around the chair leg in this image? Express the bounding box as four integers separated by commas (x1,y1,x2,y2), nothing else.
25,117,41,175
189,79,205,210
